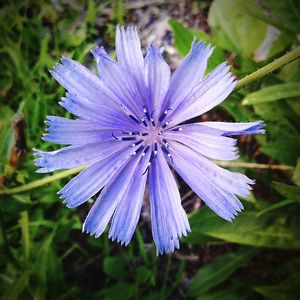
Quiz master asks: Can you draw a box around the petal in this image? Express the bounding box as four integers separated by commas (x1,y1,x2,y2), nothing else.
58,146,133,208
91,47,144,117
169,63,236,126
108,150,151,245
162,40,213,114
50,57,119,108
34,139,131,173
43,116,112,145
145,44,171,118
199,121,265,136
149,147,190,254
59,93,140,131
82,153,142,238
115,26,147,106
164,130,239,161
170,142,253,221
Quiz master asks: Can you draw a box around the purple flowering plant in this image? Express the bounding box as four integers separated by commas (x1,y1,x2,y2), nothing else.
34,27,264,254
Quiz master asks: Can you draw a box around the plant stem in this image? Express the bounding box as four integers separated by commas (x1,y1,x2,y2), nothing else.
234,46,300,90
0,166,84,195
215,161,294,171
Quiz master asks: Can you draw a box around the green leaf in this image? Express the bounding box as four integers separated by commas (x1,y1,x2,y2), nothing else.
242,83,300,105
255,284,299,300
187,207,300,249
256,199,299,217
103,256,128,280
208,0,266,57
293,158,300,186
168,19,226,72
263,0,300,36
273,182,300,200
188,248,256,297
1,271,30,300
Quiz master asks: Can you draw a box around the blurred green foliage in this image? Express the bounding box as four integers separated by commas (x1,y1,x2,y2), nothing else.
0,0,300,299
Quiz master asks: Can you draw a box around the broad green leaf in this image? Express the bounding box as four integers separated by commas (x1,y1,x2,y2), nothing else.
187,207,300,249
273,182,300,199
255,284,299,300
103,256,128,280
256,199,299,217
100,281,136,300
208,0,266,57
168,19,226,72
188,248,256,297
242,83,300,105
263,0,300,35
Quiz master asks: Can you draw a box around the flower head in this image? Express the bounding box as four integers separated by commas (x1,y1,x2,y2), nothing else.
35,26,264,254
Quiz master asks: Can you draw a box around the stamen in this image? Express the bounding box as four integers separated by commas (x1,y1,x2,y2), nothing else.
112,132,137,141
161,145,173,162
120,104,141,124
171,127,184,131
142,145,157,175
129,114,141,124
143,106,151,121
130,145,144,157
159,108,172,122
141,117,148,127
162,138,169,148
161,119,172,129
130,140,143,147
150,111,156,126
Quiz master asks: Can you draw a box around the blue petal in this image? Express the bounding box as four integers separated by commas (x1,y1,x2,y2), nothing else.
164,130,239,161
50,57,119,108
43,116,112,145
169,62,236,126
91,47,144,117
59,93,140,131
200,121,265,136
145,44,171,118
82,153,142,238
149,148,190,255
108,151,151,245
58,146,132,208
162,40,213,114
170,142,253,221
115,26,147,106
34,139,132,173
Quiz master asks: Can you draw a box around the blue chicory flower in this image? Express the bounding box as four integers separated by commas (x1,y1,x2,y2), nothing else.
35,26,265,254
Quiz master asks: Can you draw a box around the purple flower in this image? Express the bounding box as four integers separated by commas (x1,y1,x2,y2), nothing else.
35,26,264,254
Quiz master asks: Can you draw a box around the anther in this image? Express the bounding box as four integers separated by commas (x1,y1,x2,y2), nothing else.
112,132,137,141
161,145,173,162
130,140,143,147
141,117,148,127
162,138,169,148
159,108,172,122
171,127,184,131
161,119,172,129
129,115,141,124
143,106,151,121
130,145,144,157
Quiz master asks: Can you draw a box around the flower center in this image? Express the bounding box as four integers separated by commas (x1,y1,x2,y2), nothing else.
111,105,176,174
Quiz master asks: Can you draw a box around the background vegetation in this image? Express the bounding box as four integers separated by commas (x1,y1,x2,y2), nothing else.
0,0,299,299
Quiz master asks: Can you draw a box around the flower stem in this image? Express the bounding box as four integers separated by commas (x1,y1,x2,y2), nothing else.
234,47,300,90
0,166,84,196
214,161,294,171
